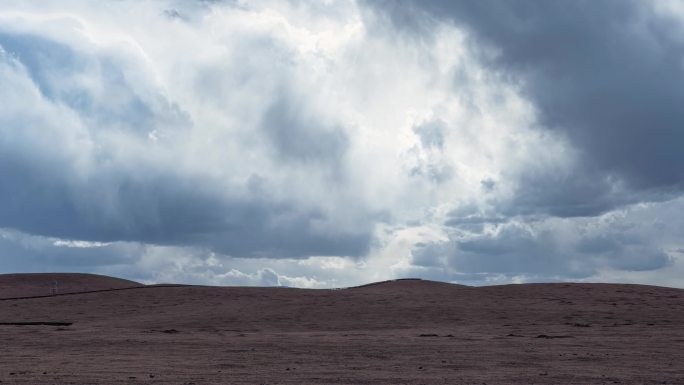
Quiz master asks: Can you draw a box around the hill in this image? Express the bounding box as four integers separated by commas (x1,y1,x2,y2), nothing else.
0,273,142,299
0,275,682,384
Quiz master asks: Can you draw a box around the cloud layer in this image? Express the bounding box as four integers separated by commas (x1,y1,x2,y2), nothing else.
1,0,683,288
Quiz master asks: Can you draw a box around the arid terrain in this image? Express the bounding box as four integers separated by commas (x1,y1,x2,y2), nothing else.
0,274,682,384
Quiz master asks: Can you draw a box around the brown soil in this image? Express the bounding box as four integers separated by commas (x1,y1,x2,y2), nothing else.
0,275,682,384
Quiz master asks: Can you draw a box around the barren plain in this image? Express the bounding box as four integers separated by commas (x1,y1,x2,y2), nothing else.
0,274,682,384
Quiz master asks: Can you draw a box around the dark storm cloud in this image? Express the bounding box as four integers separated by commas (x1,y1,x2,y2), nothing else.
573,233,672,272
261,93,349,167
411,224,578,276
189,200,373,259
365,0,684,282
0,143,371,259
0,230,142,272
502,170,635,218
412,221,673,279
453,225,562,274
370,0,684,215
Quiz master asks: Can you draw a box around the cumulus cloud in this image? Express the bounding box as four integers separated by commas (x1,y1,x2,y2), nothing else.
0,2,374,260
411,198,684,286
371,0,684,210
362,0,684,287
1,0,683,288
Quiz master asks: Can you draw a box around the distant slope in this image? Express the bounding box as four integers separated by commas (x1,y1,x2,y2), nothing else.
0,273,142,299
347,278,471,293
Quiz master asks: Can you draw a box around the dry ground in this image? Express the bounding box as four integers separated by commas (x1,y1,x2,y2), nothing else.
0,274,682,384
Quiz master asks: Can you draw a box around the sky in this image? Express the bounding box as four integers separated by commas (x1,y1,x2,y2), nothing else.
1,0,684,288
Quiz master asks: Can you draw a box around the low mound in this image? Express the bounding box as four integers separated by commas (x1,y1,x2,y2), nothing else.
347,278,470,292
0,273,142,299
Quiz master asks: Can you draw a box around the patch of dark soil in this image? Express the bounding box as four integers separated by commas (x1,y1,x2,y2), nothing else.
536,334,573,339
0,322,72,326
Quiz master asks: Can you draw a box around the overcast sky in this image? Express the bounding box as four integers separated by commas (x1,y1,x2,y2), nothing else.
1,0,684,288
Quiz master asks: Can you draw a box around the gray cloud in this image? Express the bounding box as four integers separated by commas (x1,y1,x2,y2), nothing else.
370,0,684,215
261,91,349,168
412,119,445,150
363,0,684,284
413,218,673,281
0,229,142,273
0,16,373,260
449,224,570,276
0,31,188,137
403,119,454,184
503,169,633,218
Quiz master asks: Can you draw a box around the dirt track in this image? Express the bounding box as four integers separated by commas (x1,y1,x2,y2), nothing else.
0,275,682,384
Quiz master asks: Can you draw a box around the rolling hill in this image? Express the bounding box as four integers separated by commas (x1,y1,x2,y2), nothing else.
0,275,682,384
